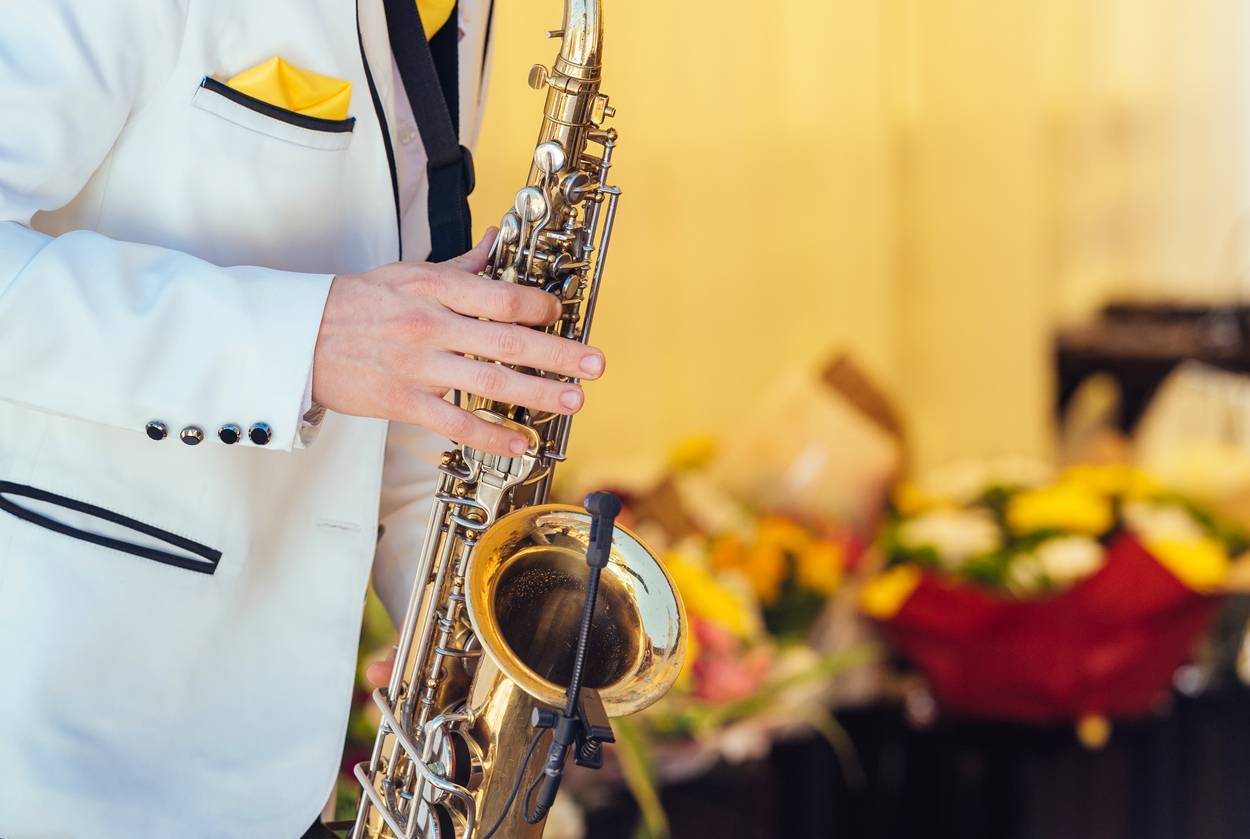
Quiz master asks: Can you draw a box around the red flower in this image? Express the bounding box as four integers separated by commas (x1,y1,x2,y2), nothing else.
690,618,773,703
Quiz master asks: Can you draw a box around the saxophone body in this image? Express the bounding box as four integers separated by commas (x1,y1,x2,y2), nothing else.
351,3,686,836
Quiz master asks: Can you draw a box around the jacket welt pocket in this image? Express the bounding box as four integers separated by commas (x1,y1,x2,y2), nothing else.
193,77,356,150
0,481,221,575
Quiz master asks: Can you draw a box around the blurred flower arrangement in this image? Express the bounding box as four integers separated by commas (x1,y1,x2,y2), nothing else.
863,460,1245,725
331,441,879,830
642,511,865,726
881,462,1240,597
326,358,1250,829
336,357,900,832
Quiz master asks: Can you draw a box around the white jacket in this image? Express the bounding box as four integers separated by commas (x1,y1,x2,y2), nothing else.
0,1,492,836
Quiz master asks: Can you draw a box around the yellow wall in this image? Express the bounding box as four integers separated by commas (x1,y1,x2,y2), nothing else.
471,0,1250,475
888,0,1250,467
891,1,1056,468
471,1,899,472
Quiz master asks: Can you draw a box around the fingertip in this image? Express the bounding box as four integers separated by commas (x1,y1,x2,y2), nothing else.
509,435,528,455
559,387,584,413
546,292,563,324
364,661,388,688
580,350,605,378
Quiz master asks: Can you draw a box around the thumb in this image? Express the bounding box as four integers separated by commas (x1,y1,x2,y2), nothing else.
442,227,499,274
364,647,397,690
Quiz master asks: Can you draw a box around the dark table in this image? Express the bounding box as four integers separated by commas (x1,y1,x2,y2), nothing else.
1056,302,1250,433
586,688,1250,839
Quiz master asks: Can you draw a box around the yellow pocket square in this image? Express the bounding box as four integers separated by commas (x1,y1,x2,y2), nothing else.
226,57,352,121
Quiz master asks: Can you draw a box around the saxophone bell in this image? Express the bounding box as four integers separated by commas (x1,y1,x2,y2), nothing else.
465,505,686,720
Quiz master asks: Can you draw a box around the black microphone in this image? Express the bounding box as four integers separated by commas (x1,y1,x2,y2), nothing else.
585,491,621,570
528,491,621,822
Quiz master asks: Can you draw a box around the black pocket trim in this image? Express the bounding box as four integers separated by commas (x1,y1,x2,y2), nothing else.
0,481,221,575
199,77,357,134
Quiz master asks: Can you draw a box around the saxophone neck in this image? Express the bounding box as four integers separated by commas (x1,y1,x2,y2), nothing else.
554,0,603,82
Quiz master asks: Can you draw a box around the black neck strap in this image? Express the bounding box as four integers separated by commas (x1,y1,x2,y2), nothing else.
382,0,475,261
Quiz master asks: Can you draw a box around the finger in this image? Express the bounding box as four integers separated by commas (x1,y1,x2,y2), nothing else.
364,648,395,689
441,227,499,274
430,353,584,416
406,392,531,455
445,319,606,380
430,271,562,326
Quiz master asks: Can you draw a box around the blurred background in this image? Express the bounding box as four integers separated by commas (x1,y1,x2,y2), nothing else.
474,0,1250,472
346,1,1250,837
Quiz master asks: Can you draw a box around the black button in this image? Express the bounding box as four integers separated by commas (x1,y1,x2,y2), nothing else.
248,423,272,446
180,426,204,446
145,421,168,441
218,424,242,445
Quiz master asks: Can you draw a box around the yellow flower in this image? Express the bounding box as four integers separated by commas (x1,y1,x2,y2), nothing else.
706,516,842,603
860,565,923,619
664,552,753,638
710,532,787,604
795,539,845,595
667,434,719,472
893,481,943,516
1146,536,1229,593
1006,481,1114,536
755,515,813,556
1062,464,1159,500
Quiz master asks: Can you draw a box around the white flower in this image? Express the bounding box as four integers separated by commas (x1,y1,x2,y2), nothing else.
1005,536,1104,595
1035,535,1104,585
1146,441,1250,505
717,721,773,764
897,508,1002,569
1123,500,1205,543
915,457,1054,506
1004,551,1046,595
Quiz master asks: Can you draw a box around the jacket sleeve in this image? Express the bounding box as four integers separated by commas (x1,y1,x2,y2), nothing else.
0,0,335,451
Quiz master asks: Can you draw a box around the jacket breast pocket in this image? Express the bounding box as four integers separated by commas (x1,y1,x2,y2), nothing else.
0,481,222,576
192,77,356,151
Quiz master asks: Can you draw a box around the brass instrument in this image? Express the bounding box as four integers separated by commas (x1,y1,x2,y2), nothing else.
350,2,686,836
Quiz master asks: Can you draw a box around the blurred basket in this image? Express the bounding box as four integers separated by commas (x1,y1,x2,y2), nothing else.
867,533,1222,723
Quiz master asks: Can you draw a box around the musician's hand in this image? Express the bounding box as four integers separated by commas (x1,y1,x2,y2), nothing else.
365,648,396,690
312,228,606,456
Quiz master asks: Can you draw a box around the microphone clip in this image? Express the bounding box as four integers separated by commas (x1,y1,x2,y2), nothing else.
531,687,616,771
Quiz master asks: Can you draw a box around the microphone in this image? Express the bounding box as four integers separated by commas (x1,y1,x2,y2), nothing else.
527,491,621,822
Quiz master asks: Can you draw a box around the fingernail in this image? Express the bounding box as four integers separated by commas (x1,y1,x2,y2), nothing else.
580,353,605,377
560,389,584,411
510,437,528,455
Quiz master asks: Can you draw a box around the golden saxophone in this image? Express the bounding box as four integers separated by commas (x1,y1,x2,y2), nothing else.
350,2,686,836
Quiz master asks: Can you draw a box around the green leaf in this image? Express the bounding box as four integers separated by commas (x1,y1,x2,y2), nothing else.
614,716,670,839
801,710,866,789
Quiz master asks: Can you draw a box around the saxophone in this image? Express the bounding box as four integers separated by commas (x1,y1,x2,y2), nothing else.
350,2,686,836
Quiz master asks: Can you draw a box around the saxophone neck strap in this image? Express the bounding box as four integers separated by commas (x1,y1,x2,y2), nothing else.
382,0,475,261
